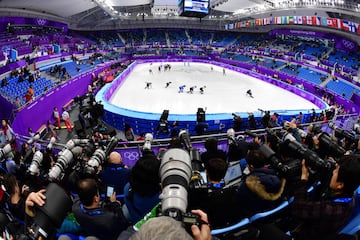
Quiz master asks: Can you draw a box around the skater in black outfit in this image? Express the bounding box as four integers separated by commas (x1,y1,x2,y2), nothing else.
145,82,152,89
246,89,254,98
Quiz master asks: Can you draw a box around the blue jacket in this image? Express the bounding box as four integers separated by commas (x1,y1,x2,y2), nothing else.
99,163,131,195
123,182,161,224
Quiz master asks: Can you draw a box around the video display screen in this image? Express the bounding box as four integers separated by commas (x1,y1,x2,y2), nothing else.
178,0,209,18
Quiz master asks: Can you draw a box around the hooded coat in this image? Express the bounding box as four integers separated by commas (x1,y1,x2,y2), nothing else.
237,168,286,217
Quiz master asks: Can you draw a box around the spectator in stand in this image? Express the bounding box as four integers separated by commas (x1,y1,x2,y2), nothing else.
14,96,22,109
61,107,72,133
1,77,8,87
53,107,61,129
23,91,32,103
72,178,130,240
237,148,286,217
99,151,131,196
123,154,161,224
28,85,34,99
200,138,227,167
1,119,15,145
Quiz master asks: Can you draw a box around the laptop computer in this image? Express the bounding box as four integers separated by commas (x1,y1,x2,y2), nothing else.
223,161,243,187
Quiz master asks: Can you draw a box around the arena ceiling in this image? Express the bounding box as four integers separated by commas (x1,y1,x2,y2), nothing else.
0,0,359,30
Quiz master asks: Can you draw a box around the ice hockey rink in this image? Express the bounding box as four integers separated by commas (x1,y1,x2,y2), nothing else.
109,62,319,116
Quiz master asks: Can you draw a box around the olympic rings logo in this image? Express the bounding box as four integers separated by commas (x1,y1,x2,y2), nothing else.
342,39,355,50
124,151,139,161
37,19,47,26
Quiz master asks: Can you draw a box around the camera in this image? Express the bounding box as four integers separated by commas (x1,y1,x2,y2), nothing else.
48,138,93,181
329,121,356,141
0,144,12,161
20,183,72,240
159,148,201,232
155,129,207,232
143,133,153,153
27,134,40,145
283,139,334,171
28,151,43,176
353,122,360,134
245,129,258,138
317,132,346,159
83,136,119,175
48,145,83,181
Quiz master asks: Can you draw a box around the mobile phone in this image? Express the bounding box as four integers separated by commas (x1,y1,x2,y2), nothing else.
106,186,114,198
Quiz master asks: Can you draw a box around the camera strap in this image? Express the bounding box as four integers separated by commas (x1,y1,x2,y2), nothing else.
207,181,224,189
80,204,103,216
332,198,352,203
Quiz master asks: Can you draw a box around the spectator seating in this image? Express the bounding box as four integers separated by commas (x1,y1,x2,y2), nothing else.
325,80,359,99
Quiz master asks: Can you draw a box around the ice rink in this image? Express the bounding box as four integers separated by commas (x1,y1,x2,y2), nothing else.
109,62,319,115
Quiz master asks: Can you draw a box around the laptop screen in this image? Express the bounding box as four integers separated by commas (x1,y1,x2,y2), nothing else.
223,162,242,185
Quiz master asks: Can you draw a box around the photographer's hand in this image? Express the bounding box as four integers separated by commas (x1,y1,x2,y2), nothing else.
191,210,211,240
301,159,309,181
109,191,117,203
25,189,46,217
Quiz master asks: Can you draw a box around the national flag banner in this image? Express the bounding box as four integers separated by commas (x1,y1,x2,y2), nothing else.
311,16,317,25
348,21,357,33
228,23,234,30
296,16,303,25
255,19,261,26
306,16,313,25
274,16,281,24
341,20,349,31
269,17,274,24
315,16,322,26
322,17,327,26
240,21,246,28
282,16,289,24
265,17,271,25
327,18,339,28
337,18,342,29
302,16,307,24
289,16,294,24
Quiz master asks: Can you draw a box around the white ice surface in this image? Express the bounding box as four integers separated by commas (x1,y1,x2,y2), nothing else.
109,62,319,115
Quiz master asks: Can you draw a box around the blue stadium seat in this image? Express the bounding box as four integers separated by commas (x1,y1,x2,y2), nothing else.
338,186,360,236
249,201,289,222
211,218,250,235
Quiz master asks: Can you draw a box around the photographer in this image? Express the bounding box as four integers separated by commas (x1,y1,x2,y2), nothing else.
188,158,243,229
3,174,29,222
72,178,130,240
200,139,227,167
237,148,286,217
292,154,360,240
128,209,211,240
123,154,161,223
232,113,242,132
99,151,130,196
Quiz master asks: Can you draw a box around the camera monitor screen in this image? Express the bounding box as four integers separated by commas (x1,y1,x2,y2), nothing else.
223,162,242,185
